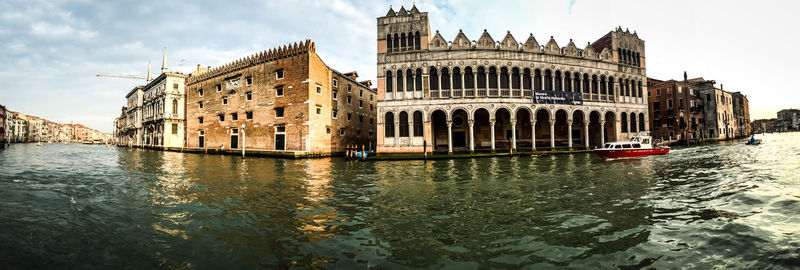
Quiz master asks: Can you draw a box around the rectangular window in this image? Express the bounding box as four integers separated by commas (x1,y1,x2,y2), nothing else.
173,83,179,90
347,96,351,104
359,89,363,97
347,84,352,93
333,90,338,100
246,111,253,120
219,114,225,122
198,117,204,124
246,91,252,101
359,115,363,123
370,95,373,101
333,78,338,87
357,130,361,137
370,104,373,110
332,109,338,119
678,86,682,94
347,113,352,121
667,99,673,109
706,94,711,101
656,89,661,96
199,89,204,97
198,102,203,109
326,127,331,134
216,84,221,92
369,118,373,124
679,99,684,108
172,123,178,134
231,112,238,121
276,69,284,80
316,105,322,115
275,107,284,118
339,128,345,136
276,86,284,97
359,100,363,108
246,76,253,86
653,101,660,110
316,84,322,95
222,97,228,105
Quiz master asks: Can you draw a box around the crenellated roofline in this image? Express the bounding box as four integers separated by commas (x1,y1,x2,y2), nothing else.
187,40,316,85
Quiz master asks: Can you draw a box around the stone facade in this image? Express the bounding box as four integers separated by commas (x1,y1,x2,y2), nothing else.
0,104,6,148
697,82,736,139
731,92,751,136
141,72,188,148
185,40,375,154
777,109,800,131
376,5,649,154
123,86,144,146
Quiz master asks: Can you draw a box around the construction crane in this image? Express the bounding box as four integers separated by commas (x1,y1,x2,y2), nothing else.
96,73,148,80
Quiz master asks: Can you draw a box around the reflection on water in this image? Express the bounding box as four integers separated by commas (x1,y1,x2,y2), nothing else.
0,133,799,268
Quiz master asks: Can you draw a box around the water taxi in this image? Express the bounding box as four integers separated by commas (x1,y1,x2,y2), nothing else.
594,136,669,159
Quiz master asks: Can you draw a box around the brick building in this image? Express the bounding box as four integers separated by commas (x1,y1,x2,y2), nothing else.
647,74,705,140
185,40,376,154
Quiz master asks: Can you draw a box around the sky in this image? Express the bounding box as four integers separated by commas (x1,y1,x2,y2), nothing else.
1,0,797,133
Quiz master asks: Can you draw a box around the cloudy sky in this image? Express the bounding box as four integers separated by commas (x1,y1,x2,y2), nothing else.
1,0,797,132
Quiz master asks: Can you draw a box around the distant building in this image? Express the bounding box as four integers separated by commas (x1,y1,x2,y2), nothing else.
124,86,145,146
185,40,376,154
777,109,800,131
696,81,736,139
731,92,751,136
0,104,6,148
751,118,779,133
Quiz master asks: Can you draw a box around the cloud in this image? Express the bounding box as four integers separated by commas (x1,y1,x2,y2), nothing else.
30,21,97,41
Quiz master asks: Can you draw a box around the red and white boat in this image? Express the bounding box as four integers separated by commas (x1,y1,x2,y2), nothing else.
594,136,670,159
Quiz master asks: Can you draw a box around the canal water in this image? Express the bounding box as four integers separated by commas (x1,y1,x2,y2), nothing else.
0,133,798,269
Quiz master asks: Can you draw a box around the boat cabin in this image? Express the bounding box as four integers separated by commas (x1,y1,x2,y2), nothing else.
600,136,654,150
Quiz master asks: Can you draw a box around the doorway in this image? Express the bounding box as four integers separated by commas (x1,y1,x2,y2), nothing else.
230,128,239,149
275,126,286,150
199,130,205,148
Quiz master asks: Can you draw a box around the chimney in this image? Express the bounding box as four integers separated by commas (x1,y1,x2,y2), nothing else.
196,64,201,71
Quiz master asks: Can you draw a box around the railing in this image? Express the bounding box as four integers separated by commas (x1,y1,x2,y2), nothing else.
452,89,462,98
501,89,510,96
465,89,475,97
512,89,521,97
523,90,532,97
441,89,450,97
430,90,439,98
489,89,498,96
477,89,487,96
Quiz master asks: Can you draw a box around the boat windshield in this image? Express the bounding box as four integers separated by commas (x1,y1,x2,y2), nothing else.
622,144,632,149
633,143,641,148
642,139,650,145
604,144,612,148
615,145,622,149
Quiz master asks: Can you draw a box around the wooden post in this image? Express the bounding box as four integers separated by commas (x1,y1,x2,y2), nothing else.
423,140,427,161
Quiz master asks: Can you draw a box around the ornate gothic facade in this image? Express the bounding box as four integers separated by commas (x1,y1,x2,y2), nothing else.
376,5,650,154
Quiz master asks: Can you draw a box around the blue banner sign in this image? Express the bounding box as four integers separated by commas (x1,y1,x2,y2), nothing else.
533,90,583,105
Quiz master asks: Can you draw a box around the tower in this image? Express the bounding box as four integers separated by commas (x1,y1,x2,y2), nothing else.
161,47,167,73
377,5,431,55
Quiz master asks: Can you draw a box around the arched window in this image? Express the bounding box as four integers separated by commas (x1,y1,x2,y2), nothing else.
396,70,404,92
523,68,531,90
639,113,645,131
555,71,562,91
399,111,409,137
500,67,509,89
564,72,571,92
583,74,590,93
172,99,178,114
591,75,598,94
413,111,423,136
452,67,462,89
406,69,413,92
415,69,423,91
488,67,498,89
544,70,552,90
400,33,406,50
600,76,607,95
512,68,521,89
386,71,393,93
384,112,395,137
477,67,487,89
414,32,421,50
625,79,630,96
573,73,580,93
408,32,414,50
393,33,399,50
608,76,615,96
464,67,474,89
630,113,637,132
621,112,628,132
429,68,439,90
534,69,542,90
441,67,451,90
386,34,392,52
638,81,643,98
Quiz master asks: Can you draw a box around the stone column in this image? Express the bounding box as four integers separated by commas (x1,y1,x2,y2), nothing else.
408,119,414,146
578,76,583,94
490,119,496,152
550,121,555,149
496,73,501,96
511,120,517,152
394,122,399,146
473,71,478,96
484,72,489,97
449,73,454,98
560,74,565,92
567,120,573,149
424,120,433,153
461,72,465,96
600,120,606,145
507,72,512,96
469,120,475,153
447,121,453,154
616,119,623,141
584,122,590,149
531,120,537,151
